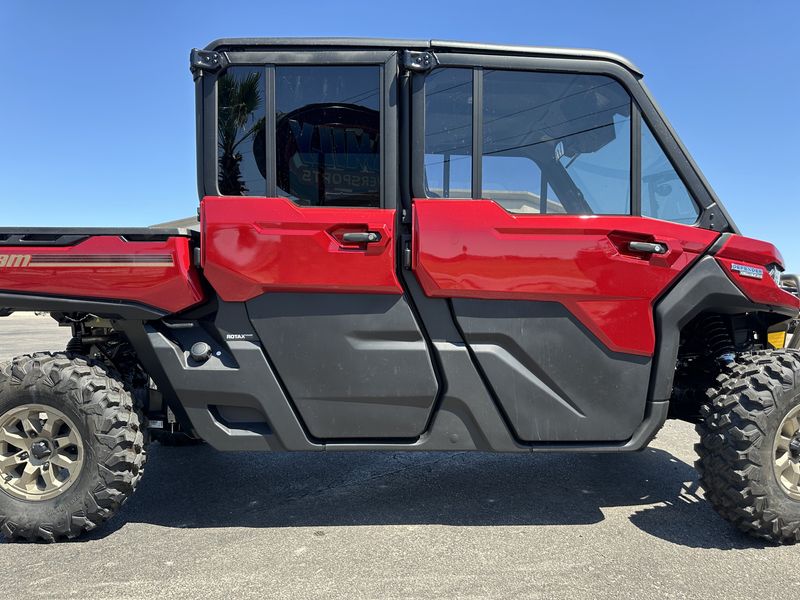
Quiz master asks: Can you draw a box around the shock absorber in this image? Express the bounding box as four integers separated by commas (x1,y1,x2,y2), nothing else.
65,335,84,354
701,314,735,363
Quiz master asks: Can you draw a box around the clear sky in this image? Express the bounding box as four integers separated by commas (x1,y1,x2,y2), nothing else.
2,1,798,268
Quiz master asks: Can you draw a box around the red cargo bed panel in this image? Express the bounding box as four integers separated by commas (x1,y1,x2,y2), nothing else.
0,236,205,314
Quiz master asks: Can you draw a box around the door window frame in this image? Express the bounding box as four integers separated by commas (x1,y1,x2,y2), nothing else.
411,53,715,226
199,50,399,209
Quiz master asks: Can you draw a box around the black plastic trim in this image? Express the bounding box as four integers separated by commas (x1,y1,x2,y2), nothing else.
246,292,438,439
706,232,733,255
649,255,797,402
204,38,642,76
630,103,642,216
471,68,483,198
190,49,228,78
0,227,189,246
0,292,166,320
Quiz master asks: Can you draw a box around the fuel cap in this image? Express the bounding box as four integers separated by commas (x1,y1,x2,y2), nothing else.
189,341,212,363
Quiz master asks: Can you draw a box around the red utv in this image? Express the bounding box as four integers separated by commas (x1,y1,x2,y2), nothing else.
0,38,798,543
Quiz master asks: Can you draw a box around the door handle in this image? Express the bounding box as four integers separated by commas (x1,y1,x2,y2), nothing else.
342,231,382,243
628,241,668,255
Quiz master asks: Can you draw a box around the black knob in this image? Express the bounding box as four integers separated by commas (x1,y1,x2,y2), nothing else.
190,342,212,363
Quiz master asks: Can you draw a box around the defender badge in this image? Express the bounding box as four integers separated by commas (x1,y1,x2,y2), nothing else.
730,263,764,280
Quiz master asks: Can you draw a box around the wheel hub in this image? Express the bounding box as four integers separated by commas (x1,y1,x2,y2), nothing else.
0,404,84,501
30,440,52,461
790,437,800,459
774,405,800,500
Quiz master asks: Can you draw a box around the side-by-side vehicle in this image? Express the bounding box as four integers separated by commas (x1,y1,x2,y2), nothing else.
1,38,799,543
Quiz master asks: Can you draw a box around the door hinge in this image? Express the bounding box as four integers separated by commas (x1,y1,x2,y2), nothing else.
190,49,228,79
402,50,437,72
403,240,413,270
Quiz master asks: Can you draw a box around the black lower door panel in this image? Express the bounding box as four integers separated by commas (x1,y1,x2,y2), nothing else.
452,299,651,442
247,293,439,440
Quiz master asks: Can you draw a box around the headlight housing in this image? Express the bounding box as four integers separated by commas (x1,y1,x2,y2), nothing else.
769,264,784,287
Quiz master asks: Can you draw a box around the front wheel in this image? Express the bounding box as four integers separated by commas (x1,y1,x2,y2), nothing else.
696,349,800,543
0,353,146,542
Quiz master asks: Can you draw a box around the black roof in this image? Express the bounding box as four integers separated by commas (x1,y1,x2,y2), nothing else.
204,37,642,76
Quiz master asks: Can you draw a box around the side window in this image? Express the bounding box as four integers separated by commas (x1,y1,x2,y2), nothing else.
641,121,700,224
275,66,381,207
424,68,473,198
482,70,631,215
217,66,266,196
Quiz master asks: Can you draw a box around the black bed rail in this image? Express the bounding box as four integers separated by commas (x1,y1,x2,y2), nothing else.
0,227,191,247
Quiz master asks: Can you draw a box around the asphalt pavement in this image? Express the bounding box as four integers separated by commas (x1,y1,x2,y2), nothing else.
0,312,796,599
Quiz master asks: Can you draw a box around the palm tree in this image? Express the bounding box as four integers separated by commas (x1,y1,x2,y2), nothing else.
218,70,265,195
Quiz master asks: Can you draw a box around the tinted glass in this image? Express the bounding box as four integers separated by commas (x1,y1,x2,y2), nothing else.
424,68,473,198
217,67,266,196
482,70,631,215
641,121,700,224
275,66,380,207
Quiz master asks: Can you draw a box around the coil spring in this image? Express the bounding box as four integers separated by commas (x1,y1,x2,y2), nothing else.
700,314,735,361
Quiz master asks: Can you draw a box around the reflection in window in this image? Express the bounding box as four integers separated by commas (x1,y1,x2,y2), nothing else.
424,68,473,198
217,67,266,196
482,155,565,213
275,66,380,207
482,70,631,215
641,121,700,224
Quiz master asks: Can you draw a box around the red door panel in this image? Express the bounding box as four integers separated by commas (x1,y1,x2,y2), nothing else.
413,199,719,356
0,236,204,314
202,196,402,301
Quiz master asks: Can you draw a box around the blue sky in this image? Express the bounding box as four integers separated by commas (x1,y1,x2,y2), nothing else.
2,1,798,268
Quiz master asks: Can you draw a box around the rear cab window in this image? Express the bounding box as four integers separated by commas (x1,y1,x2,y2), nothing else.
216,65,383,208
275,66,381,207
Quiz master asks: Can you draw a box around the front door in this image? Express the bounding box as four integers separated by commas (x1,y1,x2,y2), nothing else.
411,62,718,442
202,52,438,440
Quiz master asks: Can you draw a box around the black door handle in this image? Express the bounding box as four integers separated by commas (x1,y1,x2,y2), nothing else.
628,241,668,255
342,231,381,243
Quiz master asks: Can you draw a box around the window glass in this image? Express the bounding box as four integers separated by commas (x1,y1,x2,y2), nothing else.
275,66,381,207
482,155,565,213
217,67,266,196
482,70,631,215
424,68,472,198
641,121,700,224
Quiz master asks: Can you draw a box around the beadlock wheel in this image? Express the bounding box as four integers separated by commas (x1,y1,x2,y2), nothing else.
774,404,800,500
0,353,146,542
0,404,84,501
696,349,800,544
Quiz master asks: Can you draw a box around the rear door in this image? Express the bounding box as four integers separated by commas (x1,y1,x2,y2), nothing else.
410,56,719,442
202,50,438,440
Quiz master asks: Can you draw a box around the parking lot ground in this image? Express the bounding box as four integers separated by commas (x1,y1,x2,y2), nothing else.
0,312,797,599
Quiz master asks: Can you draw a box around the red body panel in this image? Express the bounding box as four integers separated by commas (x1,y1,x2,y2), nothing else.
201,196,402,301
413,199,720,356
0,236,205,314
716,235,800,311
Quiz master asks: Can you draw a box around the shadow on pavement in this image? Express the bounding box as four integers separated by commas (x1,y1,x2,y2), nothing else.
86,443,766,550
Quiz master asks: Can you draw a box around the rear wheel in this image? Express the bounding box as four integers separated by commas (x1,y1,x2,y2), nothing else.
0,353,146,542
696,349,800,543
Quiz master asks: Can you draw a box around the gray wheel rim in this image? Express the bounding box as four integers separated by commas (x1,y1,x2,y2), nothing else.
0,404,84,501
774,403,800,501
